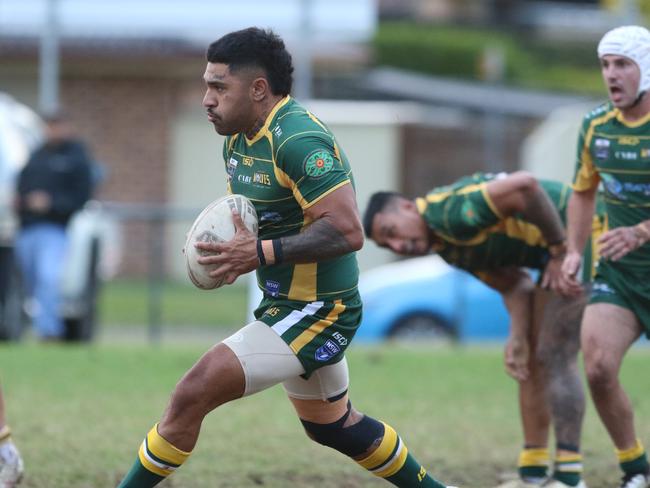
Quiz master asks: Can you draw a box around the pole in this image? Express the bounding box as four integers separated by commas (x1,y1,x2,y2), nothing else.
293,0,313,101
39,0,61,114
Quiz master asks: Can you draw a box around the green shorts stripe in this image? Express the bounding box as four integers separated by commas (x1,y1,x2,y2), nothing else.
254,292,362,377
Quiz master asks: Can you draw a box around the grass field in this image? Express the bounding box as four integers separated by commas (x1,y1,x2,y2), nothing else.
98,279,248,328
1,343,649,487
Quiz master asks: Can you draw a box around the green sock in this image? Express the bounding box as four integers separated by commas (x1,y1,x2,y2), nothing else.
518,447,549,481
357,422,446,487
118,459,165,488
117,423,191,488
617,440,650,477
552,452,582,487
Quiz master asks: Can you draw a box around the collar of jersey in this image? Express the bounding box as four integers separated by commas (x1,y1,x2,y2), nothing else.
245,95,291,146
614,107,650,128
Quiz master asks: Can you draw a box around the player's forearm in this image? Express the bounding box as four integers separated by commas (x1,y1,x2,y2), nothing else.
259,217,363,265
633,219,650,244
521,185,566,248
566,189,597,255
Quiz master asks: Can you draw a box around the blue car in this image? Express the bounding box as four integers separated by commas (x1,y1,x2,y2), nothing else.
355,255,511,343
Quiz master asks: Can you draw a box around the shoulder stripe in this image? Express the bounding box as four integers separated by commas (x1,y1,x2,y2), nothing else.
274,130,332,160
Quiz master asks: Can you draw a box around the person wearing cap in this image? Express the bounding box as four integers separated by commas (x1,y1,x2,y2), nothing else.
558,25,650,488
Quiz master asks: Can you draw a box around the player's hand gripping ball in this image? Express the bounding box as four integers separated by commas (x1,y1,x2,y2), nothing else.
184,194,258,289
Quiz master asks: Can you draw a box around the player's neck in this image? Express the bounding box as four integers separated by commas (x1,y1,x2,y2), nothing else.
245,94,285,140
618,93,650,122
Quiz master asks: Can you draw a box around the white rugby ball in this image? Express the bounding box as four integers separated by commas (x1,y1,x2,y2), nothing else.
184,194,258,290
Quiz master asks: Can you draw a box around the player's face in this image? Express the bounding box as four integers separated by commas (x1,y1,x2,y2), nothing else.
202,62,255,135
600,54,641,109
370,201,431,256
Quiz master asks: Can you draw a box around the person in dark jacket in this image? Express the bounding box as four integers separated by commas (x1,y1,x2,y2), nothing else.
13,112,93,339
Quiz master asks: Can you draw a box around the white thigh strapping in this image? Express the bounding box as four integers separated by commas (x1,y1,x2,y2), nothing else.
222,321,350,400
222,321,305,396
282,357,349,402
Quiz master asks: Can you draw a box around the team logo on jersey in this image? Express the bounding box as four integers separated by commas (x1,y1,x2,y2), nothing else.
260,211,282,223
304,150,335,177
264,280,281,297
619,136,640,146
461,201,476,223
315,340,340,362
253,171,271,186
594,138,610,160
227,157,239,182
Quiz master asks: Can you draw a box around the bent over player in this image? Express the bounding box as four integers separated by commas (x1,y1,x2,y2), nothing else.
117,27,452,488
560,25,650,488
364,172,604,488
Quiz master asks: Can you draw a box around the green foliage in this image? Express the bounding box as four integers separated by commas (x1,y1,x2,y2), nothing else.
1,344,648,487
374,22,607,96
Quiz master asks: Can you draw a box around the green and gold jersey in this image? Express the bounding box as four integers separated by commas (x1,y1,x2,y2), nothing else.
573,101,650,266
223,96,358,302
417,173,603,279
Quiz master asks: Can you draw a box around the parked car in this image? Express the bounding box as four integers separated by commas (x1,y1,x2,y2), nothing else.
355,255,511,343
0,92,118,341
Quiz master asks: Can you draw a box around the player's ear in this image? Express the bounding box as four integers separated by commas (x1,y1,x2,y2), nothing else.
250,77,269,102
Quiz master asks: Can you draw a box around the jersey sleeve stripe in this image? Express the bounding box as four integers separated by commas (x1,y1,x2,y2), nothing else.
299,179,351,210
479,183,505,220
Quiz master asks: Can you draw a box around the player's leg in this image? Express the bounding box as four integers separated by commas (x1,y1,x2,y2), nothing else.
0,385,23,487
285,360,451,488
536,290,588,487
118,321,304,488
581,303,649,485
499,288,551,488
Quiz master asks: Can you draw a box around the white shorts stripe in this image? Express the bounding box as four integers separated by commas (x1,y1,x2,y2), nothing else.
271,301,324,336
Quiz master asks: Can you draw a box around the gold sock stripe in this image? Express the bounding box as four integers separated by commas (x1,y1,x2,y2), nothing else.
616,439,645,463
138,442,174,477
358,423,398,470
373,439,409,479
0,426,11,443
147,423,191,466
518,448,550,467
137,424,192,478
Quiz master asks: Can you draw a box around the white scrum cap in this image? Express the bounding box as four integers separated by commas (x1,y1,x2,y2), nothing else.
598,25,650,95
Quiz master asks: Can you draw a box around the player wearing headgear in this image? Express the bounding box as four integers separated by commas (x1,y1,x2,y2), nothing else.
558,25,650,488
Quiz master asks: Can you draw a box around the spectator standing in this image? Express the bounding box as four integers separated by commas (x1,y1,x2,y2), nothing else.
13,112,93,340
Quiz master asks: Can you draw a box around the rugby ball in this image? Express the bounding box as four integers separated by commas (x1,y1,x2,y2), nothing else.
184,194,258,290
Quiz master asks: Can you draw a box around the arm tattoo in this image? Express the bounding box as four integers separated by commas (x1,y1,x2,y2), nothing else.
523,189,566,245
280,218,354,264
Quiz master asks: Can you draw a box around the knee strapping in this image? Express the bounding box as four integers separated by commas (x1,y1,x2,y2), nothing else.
300,403,385,457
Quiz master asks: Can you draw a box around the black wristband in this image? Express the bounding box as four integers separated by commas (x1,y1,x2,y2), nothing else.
256,239,266,266
272,238,284,265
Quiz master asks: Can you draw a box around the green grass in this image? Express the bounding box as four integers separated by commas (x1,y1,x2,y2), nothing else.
98,279,248,328
0,344,649,487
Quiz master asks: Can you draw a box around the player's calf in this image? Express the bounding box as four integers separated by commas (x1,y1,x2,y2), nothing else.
301,401,448,487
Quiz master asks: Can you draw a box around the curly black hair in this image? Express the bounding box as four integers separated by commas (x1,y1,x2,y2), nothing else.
207,27,294,96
